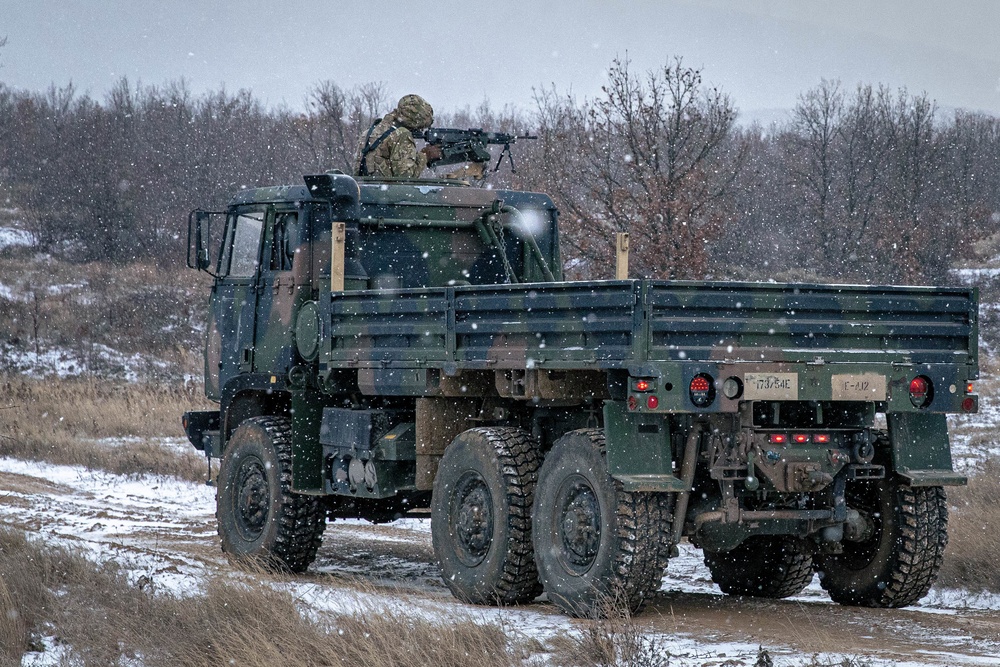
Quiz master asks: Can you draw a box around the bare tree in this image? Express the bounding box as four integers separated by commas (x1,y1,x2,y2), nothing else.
534,57,744,279
786,80,843,264
295,80,390,174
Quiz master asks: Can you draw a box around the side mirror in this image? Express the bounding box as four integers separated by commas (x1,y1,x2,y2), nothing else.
187,209,222,274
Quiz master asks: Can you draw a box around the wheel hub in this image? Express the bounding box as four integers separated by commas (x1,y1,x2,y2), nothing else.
557,478,601,572
837,483,883,568
235,457,270,540
452,472,494,566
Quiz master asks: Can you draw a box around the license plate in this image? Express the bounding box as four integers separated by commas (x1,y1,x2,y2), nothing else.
831,373,887,401
744,373,798,400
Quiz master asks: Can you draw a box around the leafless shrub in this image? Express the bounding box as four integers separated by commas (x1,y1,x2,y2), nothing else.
0,257,209,380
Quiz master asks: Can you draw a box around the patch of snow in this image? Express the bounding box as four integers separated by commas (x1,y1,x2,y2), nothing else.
0,342,173,382
952,267,1000,282
19,634,70,667
0,226,34,250
46,282,86,295
0,282,26,302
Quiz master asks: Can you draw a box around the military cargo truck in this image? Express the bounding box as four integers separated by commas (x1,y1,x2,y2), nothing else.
183,171,978,617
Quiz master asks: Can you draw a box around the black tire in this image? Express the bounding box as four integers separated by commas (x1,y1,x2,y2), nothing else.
431,427,543,605
217,416,325,573
815,478,947,608
532,429,671,618
704,536,814,598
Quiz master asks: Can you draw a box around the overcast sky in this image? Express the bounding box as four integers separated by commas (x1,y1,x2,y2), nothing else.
2,1,999,123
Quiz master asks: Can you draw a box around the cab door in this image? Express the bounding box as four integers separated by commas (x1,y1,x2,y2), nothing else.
206,208,266,397
252,207,307,376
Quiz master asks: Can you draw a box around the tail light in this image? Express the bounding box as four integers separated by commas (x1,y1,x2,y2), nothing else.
689,374,715,407
813,434,831,444
909,375,932,408
792,433,809,444
769,433,787,444
646,395,659,409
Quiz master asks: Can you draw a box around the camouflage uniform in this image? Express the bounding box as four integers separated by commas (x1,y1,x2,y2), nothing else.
356,94,434,179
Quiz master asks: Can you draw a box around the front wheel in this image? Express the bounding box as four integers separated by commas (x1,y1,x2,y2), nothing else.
532,429,671,617
815,479,947,608
216,416,325,572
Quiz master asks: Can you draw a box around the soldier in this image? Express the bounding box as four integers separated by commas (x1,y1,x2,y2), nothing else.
356,94,442,179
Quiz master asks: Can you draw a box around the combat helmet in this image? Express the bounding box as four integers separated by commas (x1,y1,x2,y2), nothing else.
394,94,434,131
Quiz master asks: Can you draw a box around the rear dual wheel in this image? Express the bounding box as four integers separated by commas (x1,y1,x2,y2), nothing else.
816,478,947,608
532,429,672,617
704,536,814,599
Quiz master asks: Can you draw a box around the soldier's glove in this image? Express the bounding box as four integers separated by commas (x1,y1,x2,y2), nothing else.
421,144,443,163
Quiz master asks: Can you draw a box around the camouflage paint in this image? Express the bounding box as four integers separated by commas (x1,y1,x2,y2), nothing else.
189,174,977,548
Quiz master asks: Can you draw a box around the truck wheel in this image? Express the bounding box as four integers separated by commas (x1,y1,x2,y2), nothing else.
532,429,670,617
816,478,947,608
431,427,543,605
217,416,325,573
704,536,814,598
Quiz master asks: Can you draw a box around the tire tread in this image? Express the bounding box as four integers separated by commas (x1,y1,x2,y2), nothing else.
820,482,947,608
218,416,325,573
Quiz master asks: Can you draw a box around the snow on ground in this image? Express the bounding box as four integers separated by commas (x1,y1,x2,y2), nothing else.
0,341,172,382
952,267,1000,282
0,226,34,250
4,454,1000,666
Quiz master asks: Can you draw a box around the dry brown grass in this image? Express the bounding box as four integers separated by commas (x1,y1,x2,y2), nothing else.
0,526,526,667
545,592,672,667
0,527,92,665
151,580,522,667
937,353,1000,593
938,459,1000,592
0,375,213,482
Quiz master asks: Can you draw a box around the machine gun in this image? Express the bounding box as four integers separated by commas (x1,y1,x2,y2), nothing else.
415,127,537,175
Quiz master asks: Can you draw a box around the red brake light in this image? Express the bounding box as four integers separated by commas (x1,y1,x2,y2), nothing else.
646,395,659,409
689,374,715,407
636,379,650,391
769,433,787,444
813,434,831,444
909,375,932,408
792,434,809,444
690,376,711,392
966,382,975,394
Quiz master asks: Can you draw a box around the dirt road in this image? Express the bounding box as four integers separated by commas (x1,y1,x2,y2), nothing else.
2,458,999,666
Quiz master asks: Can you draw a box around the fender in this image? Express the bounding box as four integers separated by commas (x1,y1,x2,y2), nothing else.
887,412,967,486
